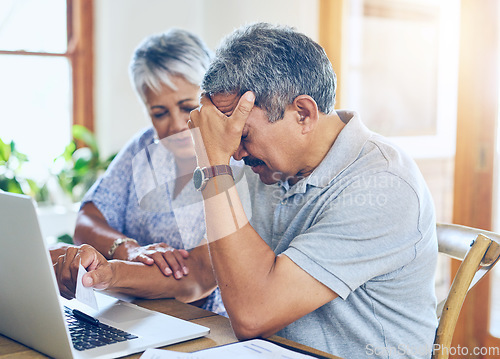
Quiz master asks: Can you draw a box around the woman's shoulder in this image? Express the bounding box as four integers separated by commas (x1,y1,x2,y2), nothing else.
105,127,155,168
121,127,156,155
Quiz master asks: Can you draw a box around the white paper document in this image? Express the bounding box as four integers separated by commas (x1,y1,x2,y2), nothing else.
75,262,98,310
140,339,316,358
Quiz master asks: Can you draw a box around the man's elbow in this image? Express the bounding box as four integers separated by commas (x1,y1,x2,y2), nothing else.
173,278,216,304
174,286,204,303
229,312,276,340
174,247,217,303
232,325,262,341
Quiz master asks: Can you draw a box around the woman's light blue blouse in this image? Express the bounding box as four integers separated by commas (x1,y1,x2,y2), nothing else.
82,127,226,316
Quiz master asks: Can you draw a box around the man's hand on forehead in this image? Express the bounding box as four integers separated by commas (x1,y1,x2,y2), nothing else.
189,91,255,167
204,92,241,116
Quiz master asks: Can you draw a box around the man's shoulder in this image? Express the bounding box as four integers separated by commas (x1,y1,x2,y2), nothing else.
352,134,425,186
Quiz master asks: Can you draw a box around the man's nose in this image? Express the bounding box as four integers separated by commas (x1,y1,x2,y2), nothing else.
233,143,249,161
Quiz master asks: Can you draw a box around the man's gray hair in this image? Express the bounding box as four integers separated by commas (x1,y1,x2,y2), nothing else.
130,28,212,103
202,22,337,123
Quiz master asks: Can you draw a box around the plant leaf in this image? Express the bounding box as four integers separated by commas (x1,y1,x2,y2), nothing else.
72,125,99,158
26,178,40,194
7,178,23,194
61,142,77,161
0,138,11,162
57,233,74,244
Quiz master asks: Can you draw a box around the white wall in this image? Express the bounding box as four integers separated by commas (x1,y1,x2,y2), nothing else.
94,0,319,156
199,0,318,49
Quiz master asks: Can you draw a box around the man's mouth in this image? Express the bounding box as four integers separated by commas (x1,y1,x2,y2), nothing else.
244,157,265,167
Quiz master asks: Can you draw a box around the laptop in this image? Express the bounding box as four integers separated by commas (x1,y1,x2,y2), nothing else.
0,191,209,359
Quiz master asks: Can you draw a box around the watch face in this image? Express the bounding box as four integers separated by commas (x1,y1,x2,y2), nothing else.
193,167,204,190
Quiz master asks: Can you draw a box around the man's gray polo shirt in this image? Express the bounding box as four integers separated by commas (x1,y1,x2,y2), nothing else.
240,110,438,358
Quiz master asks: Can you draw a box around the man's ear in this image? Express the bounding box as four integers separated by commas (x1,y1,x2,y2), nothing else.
293,95,319,134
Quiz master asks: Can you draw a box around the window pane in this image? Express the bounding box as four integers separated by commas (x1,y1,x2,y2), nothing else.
0,0,67,53
343,0,460,158
0,55,72,181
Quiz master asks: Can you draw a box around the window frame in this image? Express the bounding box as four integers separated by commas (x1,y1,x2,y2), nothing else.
0,0,94,132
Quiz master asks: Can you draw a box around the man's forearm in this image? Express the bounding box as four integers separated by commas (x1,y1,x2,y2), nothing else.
202,177,337,339
107,245,216,302
202,176,279,326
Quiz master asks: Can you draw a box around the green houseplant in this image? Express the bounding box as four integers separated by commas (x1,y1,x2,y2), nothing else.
0,137,48,201
1,127,116,244
54,124,116,202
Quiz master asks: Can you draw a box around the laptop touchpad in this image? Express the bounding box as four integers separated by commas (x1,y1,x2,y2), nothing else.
99,303,152,323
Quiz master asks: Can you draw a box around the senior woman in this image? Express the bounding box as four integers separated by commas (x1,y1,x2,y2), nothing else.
69,29,225,315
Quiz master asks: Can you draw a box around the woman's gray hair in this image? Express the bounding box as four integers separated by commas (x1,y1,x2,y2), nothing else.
130,28,212,103
202,23,336,123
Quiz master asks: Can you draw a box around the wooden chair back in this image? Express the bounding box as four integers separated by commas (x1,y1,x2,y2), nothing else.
433,223,500,359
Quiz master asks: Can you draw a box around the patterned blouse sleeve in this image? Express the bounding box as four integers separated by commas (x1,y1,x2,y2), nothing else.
81,130,147,233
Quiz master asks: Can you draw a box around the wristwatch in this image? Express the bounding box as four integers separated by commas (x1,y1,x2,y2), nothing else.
108,237,137,258
193,165,233,191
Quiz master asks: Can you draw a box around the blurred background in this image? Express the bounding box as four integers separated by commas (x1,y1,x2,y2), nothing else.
0,0,499,357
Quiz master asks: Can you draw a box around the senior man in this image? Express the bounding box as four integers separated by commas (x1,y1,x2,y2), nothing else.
188,22,438,358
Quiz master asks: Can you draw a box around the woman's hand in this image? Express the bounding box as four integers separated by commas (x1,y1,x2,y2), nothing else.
125,243,190,279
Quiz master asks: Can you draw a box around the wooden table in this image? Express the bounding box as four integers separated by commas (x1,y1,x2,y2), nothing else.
0,298,341,358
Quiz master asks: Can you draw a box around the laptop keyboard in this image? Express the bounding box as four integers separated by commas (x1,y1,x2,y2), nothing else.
64,306,138,351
